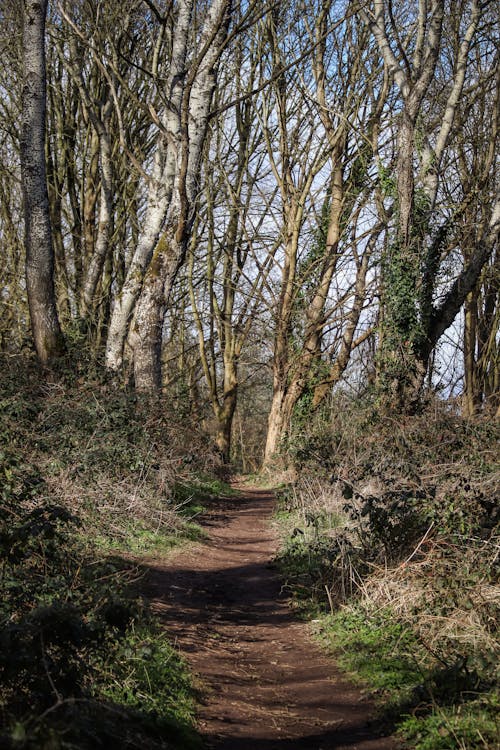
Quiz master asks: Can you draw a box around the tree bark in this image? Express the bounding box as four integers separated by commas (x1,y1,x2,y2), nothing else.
463,291,479,416
214,360,239,463
131,276,165,391
263,385,289,467
80,103,113,321
21,0,64,364
105,0,194,374
132,0,233,389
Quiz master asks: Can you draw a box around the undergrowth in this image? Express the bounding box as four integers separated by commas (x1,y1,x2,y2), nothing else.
0,493,201,748
276,395,499,749
0,354,226,748
0,354,224,549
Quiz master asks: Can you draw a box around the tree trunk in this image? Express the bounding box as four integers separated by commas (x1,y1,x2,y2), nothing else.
21,0,64,364
131,0,232,389
80,110,113,320
46,148,71,323
263,386,288,468
215,389,238,464
105,197,168,372
105,0,194,374
82,126,100,299
263,372,309,470
131,235,174,391
376,107,424,413
215,357,239,463
425,198,500,360
463,291,479,416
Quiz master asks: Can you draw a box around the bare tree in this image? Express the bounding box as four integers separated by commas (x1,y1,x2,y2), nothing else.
261,1,386,465
361,0,499,411
131,0,234,391
187,31,273,459
44,1,168,354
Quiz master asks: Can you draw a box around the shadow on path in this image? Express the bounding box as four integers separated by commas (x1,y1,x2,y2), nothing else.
204,728,394,750
143,489,399,750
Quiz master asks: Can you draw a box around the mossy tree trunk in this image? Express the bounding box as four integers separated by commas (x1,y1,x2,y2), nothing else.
363,0,493,413
365,1,444,412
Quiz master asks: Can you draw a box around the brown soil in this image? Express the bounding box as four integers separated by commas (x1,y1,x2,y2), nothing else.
144,486,401,750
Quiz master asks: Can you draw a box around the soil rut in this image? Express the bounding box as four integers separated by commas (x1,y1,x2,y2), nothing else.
145,487,400,750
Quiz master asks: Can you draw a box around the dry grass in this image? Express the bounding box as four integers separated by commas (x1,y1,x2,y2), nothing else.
283,399,500,675
356,535,499,658
0,355,224,550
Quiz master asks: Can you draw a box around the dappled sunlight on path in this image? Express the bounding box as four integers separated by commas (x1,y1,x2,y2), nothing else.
144,488,400,750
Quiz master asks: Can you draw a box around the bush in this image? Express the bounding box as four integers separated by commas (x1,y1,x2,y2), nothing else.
0,354,222,550
0,355,217,748
0,495,199,748
276,397,499,748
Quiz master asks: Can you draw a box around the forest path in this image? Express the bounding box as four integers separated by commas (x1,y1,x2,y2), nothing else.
144,485,400,750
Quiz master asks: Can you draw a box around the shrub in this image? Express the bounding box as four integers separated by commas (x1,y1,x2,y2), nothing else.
0,472,199,749
276,397,499,748
0,354,222,550
0,355,213,748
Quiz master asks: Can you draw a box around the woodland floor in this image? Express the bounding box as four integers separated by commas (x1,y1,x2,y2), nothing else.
143,485,402,750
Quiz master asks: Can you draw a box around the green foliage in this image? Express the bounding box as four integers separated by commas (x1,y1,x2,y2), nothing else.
376,187,433,411
376,240,424,408
276,529,344,608
275,490,357,610
276,397,499,749
92,625,198,733
297,191,331,297
171,476,236,506
289,359,331,429
284,396,498,541
93,519,204,555
382,244,421,345
0,355,224,748
348,488,429,560
378,162,396,198
0,498,199,749
399,695,499,750
316,607,499,750
318,608,420,701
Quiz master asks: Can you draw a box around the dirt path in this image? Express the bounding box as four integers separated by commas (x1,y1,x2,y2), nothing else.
145,487,400,750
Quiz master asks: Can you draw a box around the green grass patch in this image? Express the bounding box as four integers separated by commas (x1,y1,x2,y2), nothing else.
91,623,202,748
276,511,499,750
399,693,499,750
314,606,499,750
93,518,205,556
316,608,422,702
172,476,236,506
274,507,343,537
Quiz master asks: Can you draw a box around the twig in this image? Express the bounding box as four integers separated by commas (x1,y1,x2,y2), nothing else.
40,632,62,704
324,584,335,615
401,522,435,567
